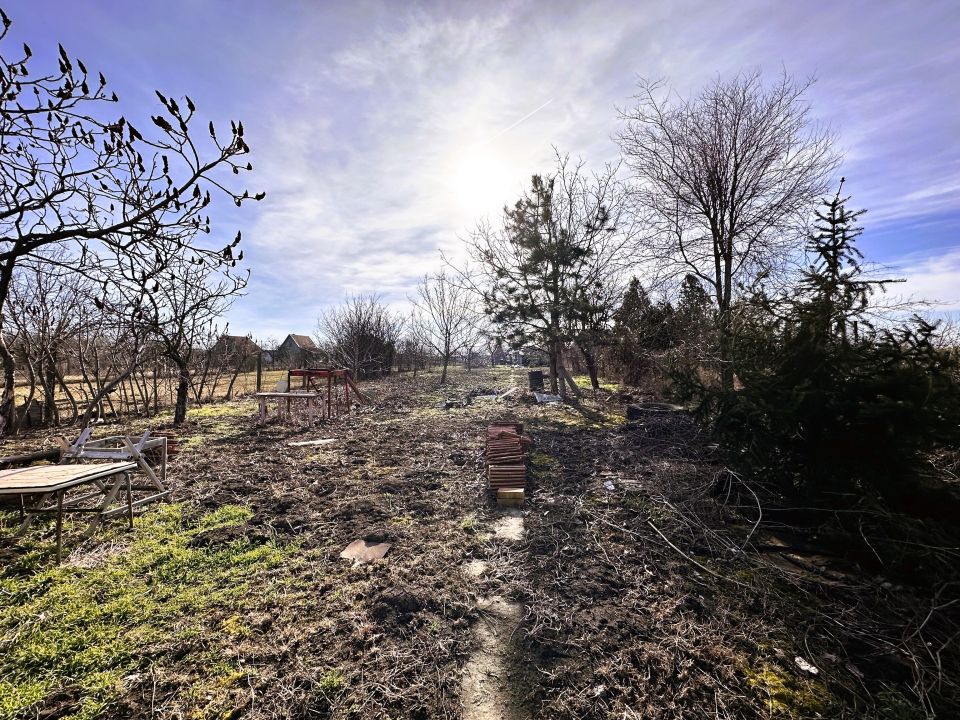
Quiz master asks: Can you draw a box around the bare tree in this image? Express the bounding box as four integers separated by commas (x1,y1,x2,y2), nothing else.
411,271,474,384
141,247,248,425
317,294,403,379
0,9,260,433
462,310,491,372
6,252,91,425
395,329,428,376
617,70,837,390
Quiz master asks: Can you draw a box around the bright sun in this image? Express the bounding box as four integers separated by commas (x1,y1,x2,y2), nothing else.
454,146,511,219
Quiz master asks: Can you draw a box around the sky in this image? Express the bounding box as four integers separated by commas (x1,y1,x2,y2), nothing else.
6,0,960,339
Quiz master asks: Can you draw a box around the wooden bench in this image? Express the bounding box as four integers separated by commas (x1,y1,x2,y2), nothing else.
255,391,323,423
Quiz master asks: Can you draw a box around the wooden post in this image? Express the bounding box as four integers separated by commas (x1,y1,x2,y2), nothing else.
327,374,332,419
125,472,134,529
55,490,64,563
256,353,263,393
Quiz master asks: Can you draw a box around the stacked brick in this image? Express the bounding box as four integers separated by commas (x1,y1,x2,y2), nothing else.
486,423,527,506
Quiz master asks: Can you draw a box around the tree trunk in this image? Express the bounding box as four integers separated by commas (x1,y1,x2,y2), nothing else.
225,361,244,400
174,360,190,425
0,260,18,436
579,343,601,390
52,354,78,424
440,356,449,385
43,357,59,425
16,357,37,429
79,358,140,427
719,248,735,392
549,342,561,396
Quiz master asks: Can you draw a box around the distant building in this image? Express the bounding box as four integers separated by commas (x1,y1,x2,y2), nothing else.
212,335,261,371
278,333,322,368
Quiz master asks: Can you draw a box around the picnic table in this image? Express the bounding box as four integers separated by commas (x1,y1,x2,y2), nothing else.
0,429,171,562
255,391,323,423
0,462,137,561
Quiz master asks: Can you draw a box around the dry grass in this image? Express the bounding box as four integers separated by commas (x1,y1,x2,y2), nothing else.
0,366,955,719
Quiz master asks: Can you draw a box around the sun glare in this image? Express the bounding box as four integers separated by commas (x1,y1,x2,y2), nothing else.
454,146,512,219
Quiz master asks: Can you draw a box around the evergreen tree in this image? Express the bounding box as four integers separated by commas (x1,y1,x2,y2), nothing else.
715,185,960,498
611,277,677,385
794,178,891,347
466,155,633,395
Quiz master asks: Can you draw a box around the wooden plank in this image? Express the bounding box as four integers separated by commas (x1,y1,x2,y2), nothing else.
343,373,367,403
0,462,137,494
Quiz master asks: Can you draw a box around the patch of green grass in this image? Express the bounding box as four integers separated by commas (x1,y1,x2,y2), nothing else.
530,405,622,431
530,451,559,467
571,374,621,392
317,669,345,696
180,420,241,451
189,402,252,419
0,503,291,720
743,661,831,717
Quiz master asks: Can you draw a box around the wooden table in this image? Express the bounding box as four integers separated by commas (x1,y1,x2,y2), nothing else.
0,461,138,561
255,391,322,423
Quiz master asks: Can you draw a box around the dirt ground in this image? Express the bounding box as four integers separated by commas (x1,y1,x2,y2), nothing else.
0,366,956,719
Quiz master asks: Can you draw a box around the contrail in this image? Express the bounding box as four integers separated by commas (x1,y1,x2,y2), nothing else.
489,97,554,141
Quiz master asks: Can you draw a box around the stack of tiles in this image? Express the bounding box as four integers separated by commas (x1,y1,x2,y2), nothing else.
486,423,526,506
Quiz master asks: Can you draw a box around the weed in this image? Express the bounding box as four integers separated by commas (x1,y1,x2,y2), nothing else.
317,669,345,697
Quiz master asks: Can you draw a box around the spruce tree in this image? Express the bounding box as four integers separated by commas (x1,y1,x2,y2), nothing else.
716,183,960,498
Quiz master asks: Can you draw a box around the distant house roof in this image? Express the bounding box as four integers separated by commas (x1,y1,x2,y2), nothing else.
216,335,261,355
285,333,317,349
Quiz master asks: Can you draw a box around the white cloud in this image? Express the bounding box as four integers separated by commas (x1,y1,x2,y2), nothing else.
891,247,960,312
219,0,960,337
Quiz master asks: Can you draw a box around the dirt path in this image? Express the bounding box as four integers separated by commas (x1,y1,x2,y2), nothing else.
461,509,528,720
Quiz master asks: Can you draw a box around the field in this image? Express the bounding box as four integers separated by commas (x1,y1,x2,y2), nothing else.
10,368,291,420
0,367,951,719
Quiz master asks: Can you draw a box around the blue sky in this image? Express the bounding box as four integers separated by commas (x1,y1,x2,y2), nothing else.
7,0,960,339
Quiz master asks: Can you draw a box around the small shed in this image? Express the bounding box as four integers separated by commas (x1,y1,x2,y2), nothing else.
279,333,322,368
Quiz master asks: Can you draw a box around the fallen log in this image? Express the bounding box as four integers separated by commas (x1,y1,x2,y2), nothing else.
0,447,60,470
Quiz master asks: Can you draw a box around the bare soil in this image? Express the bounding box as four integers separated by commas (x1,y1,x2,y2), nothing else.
1,366,957,719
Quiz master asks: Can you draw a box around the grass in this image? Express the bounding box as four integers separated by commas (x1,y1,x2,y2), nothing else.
742,661,831,717
8,369,289,416
570,374,621,392
0,503,294,720
530,404,623,431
